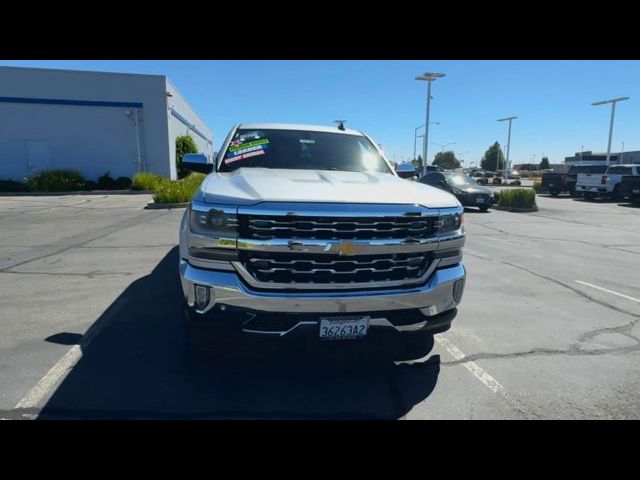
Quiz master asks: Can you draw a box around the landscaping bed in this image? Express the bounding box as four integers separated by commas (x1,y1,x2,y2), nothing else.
495,188,538,212
0,170,206,206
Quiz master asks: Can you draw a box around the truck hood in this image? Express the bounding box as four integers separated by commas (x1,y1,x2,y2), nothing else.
202,168,460,208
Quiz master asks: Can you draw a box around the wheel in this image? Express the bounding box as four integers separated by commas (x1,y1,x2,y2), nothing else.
479,205,489,212
550,190,559,196
569,187,577,197
632,195,640,204
584,192,596,200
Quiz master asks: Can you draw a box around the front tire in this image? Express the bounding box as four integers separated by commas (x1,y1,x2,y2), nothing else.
479,205,490,212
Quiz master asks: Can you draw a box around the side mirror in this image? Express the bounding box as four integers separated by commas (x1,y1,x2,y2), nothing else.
182,153,213,174
436,181,447,189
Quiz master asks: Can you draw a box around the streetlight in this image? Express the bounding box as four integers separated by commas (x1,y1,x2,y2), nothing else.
413,122,439,162
497,116,518,181
416,72,445,177
591,96,630,165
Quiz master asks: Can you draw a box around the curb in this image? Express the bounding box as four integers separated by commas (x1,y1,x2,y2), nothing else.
144,202,189,210
494,205,539,213
0,190,155,197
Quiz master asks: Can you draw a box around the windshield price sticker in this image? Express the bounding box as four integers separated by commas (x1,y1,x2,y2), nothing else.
229,138,270,152
224,149,266,164
227,143,269,157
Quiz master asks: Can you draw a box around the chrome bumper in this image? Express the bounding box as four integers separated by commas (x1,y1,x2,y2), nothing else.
180,259,465,316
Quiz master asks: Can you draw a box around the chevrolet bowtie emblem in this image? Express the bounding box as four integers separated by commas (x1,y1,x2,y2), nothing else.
337,241,359,256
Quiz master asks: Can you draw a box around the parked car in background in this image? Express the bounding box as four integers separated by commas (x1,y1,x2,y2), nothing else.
420,171,495,211
542,164,607,197
576,164,639,200
621,174,640,204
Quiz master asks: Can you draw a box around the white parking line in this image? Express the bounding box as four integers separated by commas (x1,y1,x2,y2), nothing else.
576,280,640,304
14,346,82,410
14,294,129,413
435,336,505,394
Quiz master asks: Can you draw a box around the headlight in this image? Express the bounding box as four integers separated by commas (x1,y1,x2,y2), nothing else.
189,206,238,237
439,212,463,233
451,187,465,195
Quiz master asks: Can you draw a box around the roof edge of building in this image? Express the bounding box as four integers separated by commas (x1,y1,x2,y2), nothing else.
0,65,167,81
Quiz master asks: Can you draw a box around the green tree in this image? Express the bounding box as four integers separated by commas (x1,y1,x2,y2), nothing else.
539,156,550,170
176,135,198,179
432,151,460,170
480,142,505,171
411,155,423,169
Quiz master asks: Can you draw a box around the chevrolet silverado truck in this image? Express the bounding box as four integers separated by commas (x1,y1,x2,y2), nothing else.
577,164,639,200
541,164,604,196
178,123,466,357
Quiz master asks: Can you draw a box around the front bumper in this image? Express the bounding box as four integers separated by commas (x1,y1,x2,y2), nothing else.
455,194,494,207
578,185,609,194
180,260,465,334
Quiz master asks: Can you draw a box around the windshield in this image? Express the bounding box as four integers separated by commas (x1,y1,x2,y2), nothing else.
444,173,477,187
218,128,392,174
606,166,632,175
570,165,608,174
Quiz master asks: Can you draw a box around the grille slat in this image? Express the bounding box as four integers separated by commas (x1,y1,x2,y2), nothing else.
241,252,431,286
241,214,436,240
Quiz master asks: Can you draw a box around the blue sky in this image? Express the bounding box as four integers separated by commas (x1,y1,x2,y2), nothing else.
2,60,639,166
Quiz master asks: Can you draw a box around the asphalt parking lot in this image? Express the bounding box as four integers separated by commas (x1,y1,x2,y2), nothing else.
1,192,639,419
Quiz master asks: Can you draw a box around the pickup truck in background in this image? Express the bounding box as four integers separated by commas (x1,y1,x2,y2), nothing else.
178,123,466,359
621,174,640,204
541,164,604,196
576,164,640,200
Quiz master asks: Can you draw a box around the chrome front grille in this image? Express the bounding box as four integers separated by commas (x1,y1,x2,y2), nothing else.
240,215,436,240
240,251,432,286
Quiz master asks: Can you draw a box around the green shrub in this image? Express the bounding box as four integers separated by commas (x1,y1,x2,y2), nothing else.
492,189,501,203
153,172,206,204
97,171,118,190
176,135,198,179
115,176,132,190
533,181,542,193
0,179,30,192
83,180,98,191
132,172,167,191
497,188,537,209
26,169,85,191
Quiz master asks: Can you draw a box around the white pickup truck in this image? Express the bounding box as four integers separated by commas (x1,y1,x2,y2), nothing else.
576,164,639,200
177,123,466,358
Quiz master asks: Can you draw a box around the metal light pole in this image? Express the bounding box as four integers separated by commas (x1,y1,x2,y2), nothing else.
416,72,445,176
497,116,518,182
413,122,439,162
591,96,630,165
621,142,625,164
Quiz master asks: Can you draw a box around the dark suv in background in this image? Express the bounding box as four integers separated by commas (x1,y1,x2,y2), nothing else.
420,171,495,211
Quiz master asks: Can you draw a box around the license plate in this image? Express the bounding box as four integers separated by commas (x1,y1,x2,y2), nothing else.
319,316,369,341
476,197,485,204
633,189,640,194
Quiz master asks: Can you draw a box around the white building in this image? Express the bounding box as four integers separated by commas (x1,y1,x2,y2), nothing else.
564,150,640,165
0,66,213,182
